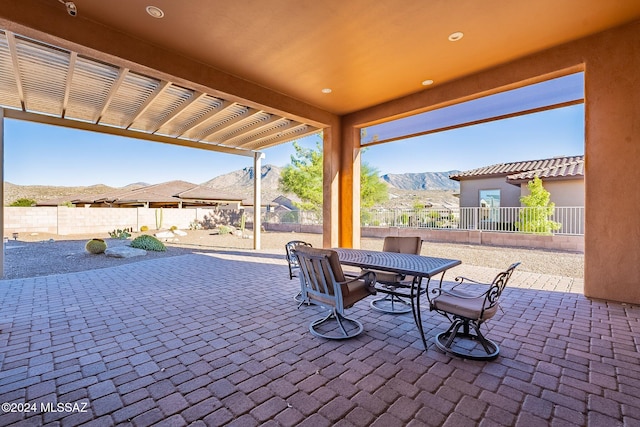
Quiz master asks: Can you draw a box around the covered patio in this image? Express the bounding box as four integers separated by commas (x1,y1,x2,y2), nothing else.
1,1,640,426
1,0,639,303
2,250,638,426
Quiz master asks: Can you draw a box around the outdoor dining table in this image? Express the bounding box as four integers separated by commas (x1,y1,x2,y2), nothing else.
334,248,461,350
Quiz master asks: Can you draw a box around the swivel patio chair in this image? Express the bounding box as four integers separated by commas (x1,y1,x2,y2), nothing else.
367,236,423,314
285,240,312,303
428,262,520,360
293,245,377,339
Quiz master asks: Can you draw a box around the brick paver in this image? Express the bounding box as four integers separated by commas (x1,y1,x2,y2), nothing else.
0,250,637,425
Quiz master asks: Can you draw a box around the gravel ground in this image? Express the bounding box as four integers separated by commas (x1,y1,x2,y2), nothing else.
2,230,584,280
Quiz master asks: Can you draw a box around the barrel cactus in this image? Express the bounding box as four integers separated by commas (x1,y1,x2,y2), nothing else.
130,235,166,252
85,238,107,254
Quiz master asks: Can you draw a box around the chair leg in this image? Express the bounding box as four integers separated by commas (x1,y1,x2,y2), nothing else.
370,292,412,314
443,318,465,349
434,317,500,360
309,308,364,340
472,322,497,355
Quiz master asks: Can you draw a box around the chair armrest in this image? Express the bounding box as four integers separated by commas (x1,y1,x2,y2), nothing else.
453,276,490,287
341,271,377,295
437,288,486,299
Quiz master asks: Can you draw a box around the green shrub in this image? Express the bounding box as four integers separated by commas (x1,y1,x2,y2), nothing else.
85,238,107,254
130,235,166,252
140,225,149,232
10,198,36,207
218,225,232,235
109,229,131,239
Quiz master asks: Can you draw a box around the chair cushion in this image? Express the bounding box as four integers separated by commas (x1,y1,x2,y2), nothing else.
342,279,375,307
366,270,403,284
362,237,421,287
382,236,422,255
432,291,498,321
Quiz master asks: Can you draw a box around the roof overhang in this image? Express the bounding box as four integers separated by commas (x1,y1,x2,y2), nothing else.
0,28,326,156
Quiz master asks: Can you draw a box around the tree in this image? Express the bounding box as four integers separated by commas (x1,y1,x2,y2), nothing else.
360,162,389,208
279,139,388,215
10,198,36,207
280,141,323,213
515,176,561,234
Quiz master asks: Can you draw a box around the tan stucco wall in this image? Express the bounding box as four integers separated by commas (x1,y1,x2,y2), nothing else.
458,177,522,208
522,180,585,207
338,20,640,303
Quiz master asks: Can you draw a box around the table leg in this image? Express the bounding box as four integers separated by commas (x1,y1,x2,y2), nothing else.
411,276,428,351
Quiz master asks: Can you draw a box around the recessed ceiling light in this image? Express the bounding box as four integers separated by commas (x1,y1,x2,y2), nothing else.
321,88,332,94
146,6,164,18
448,31,464,42
422,80,434,86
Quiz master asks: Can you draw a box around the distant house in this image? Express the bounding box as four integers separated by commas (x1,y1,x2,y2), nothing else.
270,195,299,212
449,155,584,208
39,180,245,209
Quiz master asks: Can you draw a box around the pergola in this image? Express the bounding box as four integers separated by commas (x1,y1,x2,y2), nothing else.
1,1,639,304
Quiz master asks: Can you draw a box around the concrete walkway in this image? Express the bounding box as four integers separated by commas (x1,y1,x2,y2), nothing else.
0,250,637,426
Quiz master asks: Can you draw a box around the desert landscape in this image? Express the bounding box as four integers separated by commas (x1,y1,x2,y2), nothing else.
4,229,584,280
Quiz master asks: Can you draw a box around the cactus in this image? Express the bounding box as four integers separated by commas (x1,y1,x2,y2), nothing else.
85,238,107,254
155,208,164,230
130,235,166,252
108,229,131,239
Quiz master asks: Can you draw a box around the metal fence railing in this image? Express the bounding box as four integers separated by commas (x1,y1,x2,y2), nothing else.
265,206,585,235
264,210,322,225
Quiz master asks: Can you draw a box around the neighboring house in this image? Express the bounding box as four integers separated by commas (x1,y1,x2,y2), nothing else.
37,180,245,209
269,195,299,212
449,155,584,208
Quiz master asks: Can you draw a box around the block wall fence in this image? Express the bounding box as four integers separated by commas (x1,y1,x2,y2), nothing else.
263,223,584,252
3,206,210,235
4,207,583,252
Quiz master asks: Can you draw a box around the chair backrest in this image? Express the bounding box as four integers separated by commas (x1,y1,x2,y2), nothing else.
382,236,422,255
293,246,346,307
285,240,312,279
481,262,520,318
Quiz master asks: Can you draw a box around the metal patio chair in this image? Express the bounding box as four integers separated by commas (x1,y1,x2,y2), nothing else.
293,245,376,339
285,240,312,303
428,262,520,360
366,236,423,314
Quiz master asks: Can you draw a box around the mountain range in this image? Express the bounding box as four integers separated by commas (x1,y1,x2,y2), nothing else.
4,165,460,208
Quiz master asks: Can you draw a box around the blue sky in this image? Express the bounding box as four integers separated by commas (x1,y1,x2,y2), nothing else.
4,103,584,187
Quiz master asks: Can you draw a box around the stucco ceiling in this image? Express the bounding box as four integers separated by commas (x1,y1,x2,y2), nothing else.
1,0,640,153
21,0,640,115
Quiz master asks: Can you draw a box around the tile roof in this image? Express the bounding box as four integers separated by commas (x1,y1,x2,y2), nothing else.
506,158,584,183
449,155,584,182
177,187,244,202
68,180,244,205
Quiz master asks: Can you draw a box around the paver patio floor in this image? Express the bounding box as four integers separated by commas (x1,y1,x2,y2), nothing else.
0,250,638,426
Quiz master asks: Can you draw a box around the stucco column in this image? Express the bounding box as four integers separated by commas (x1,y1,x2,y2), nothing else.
583,22,640,303
338,125,361,248
323,124,341,248
253,151,264,250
